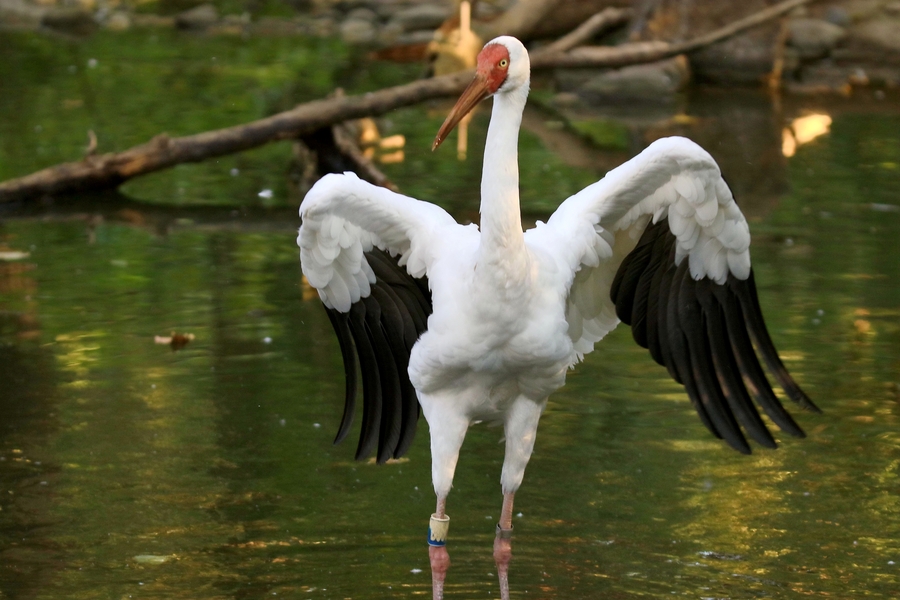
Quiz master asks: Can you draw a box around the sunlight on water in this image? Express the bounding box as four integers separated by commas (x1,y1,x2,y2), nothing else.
1,30,899,600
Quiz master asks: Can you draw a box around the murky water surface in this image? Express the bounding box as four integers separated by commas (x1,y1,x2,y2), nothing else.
1,30,899,599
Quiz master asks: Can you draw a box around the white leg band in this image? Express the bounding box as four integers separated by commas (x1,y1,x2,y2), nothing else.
428,514,450,546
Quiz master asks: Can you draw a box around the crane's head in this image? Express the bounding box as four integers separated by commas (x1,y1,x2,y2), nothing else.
433,36,530,151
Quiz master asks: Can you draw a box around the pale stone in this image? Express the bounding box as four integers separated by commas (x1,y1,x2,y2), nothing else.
557,56,690,102
345,7,377,23
788,18,846,58
389,4,451,32
852,18,900,52
340,18,377,45
41,7,97,34
175,3,219,30
106,11,131,31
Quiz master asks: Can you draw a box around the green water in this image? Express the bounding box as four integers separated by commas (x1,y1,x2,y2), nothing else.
1,30,899,599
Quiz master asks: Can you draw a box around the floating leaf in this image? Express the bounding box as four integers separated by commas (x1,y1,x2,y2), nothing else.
154,332,195,351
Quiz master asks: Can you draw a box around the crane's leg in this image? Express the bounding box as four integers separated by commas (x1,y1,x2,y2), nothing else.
422,402,469,600
495,396,545,600
429,496,451,600
494,491,515,600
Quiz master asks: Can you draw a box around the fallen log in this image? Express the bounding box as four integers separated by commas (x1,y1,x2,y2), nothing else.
0,0,816,204
0,70,473,203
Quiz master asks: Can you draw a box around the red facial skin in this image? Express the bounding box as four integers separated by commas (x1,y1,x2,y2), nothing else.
433,43,511,150
478,43,511,94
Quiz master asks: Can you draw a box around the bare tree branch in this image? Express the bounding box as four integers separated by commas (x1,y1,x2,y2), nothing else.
533,7,632,56
668,0,813,55
532,0,816,68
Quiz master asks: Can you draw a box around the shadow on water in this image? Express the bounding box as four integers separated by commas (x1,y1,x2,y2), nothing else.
0,29,899,598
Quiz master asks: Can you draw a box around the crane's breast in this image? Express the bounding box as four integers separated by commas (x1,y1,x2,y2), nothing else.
408,245,574,400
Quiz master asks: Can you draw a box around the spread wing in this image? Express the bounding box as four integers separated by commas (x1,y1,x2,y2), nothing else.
529,136,819,453
298,172,457,463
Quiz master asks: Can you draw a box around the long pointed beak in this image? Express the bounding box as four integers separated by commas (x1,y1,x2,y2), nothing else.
433,73,491,151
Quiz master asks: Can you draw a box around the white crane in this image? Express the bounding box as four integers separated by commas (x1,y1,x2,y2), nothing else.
297,36,817,600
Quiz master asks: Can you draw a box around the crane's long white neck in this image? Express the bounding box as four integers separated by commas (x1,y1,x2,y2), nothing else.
479,84,528,256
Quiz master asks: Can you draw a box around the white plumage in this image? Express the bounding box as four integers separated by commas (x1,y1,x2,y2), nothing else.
298,36,815,600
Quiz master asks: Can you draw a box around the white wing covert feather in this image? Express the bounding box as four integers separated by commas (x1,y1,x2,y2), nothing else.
532,136,751,357
297,172,457,312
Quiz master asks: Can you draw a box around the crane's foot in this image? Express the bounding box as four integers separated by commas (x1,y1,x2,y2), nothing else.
429,513,450,600
494,524,513,600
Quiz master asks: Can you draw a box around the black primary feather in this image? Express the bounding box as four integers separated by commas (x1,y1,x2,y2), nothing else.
319,248,433,463
360,293,403,463
348,301,382,460
611,215,817,453
324,308,357,446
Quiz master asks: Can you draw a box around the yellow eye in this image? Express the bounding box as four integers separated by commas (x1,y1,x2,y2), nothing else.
499,59,509,68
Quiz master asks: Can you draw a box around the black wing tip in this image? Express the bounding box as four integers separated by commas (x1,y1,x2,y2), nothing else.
731,440,753,455
784,383,821,413
612,216,818,454
324,307,358,446
803,402,823,415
